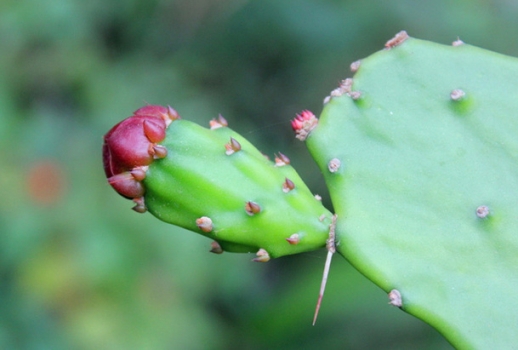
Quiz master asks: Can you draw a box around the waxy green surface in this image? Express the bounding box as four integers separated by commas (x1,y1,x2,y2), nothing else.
143,119,333,258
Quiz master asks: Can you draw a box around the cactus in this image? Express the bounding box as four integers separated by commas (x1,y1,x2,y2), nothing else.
301,31,518,348
103,106,334,261
103,32,518,348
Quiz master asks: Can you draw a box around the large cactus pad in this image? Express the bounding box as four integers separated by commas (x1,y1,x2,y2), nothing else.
306,33,518,348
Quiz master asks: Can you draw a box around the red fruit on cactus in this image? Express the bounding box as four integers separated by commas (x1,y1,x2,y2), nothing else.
102,105,179,205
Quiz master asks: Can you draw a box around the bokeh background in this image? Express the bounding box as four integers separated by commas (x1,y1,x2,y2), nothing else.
2,0,518,349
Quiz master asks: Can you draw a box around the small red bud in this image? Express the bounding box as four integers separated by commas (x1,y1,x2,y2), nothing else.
103,105,174,201
291,110,318,141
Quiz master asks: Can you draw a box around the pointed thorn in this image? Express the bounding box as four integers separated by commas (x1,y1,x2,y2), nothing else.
132,197,147,213
313,214,337,325
149,144,167,159
209,114,228,130
143,119,166,143
166,105,180,123
210,241,224,254
196,216,213,233
210,114,228,129
225,137,241,155
245,201,261,215
282,178,295,193
252,248,270,262
286,233,300,245
274,152,290,166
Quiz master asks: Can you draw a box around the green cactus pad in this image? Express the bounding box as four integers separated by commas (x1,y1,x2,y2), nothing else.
143,119,333,259
306,34,518,348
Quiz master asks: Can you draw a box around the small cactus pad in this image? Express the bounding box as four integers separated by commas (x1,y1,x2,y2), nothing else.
103,106,333,259
304,34,518,348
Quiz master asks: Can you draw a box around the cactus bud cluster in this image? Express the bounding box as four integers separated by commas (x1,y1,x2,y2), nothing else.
102,105,179,211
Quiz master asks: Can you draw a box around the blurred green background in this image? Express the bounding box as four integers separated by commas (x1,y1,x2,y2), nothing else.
2,0,517,348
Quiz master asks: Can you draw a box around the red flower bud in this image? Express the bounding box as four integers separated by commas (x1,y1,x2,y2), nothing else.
102,105,178,200
291,110,318,141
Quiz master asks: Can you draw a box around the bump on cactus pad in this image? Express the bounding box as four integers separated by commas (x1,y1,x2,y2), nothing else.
304,31,518,348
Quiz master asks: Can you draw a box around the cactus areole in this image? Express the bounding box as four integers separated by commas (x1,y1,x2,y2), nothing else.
102,105,334,261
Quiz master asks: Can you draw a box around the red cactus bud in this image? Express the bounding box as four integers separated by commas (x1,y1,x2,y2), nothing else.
103,116,165,176
291,110,318,141
103,105,176,200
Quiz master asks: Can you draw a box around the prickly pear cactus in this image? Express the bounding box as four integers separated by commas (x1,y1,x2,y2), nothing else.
103,105,333,261
301,31,518,348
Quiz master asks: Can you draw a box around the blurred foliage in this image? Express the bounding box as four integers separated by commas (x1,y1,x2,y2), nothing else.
1,0,517,348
